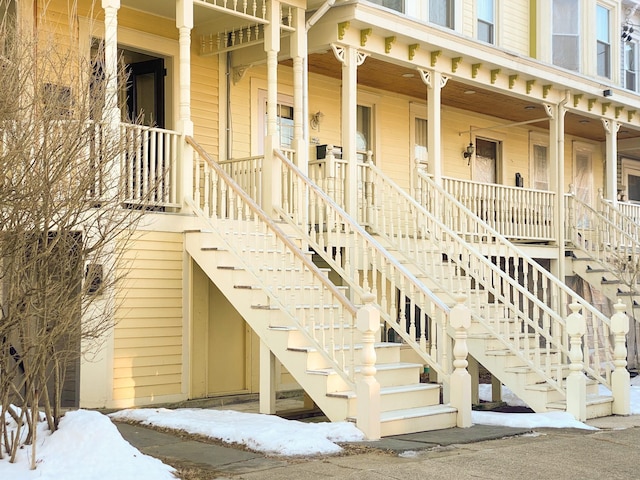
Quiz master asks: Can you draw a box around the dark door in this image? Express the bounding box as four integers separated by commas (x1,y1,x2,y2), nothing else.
126,58,165,128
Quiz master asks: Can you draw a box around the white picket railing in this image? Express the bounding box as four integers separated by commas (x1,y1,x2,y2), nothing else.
120,123,181,208
277,150,455,382
402,164,613,392
188,137,360,387
567,192,640,288
420,174,556,241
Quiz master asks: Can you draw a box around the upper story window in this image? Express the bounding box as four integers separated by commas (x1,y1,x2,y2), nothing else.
552,0,580,71
430,0,454,28
624,40,638,92
596,4,611,78
369,0,404,13
477,0,494,44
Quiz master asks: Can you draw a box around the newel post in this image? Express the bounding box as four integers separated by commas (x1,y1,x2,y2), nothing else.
449,294,472,428
566,302,587,421
611,299,631,415
356,293,381,440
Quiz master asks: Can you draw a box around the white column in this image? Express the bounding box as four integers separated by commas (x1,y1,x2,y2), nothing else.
548,99,566,284
262,0,281,214
333,45,366,218
603,119,620,202
427,71,444,183
177,0,194,136
291,6,307,174
101,0,120,128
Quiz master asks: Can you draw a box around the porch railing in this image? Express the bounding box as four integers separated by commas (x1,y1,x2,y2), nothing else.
276,150,454,383
119,123,181,208
377,161,614,394
417,172,556,242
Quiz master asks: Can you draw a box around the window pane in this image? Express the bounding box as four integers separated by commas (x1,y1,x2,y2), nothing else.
369,0,404,13
625,43,637,91
414,118,427,163
629,174,640,202
533,145,549,190
553,35,579,71
553,0,579,34
596,5,609,42
357,105,371,162
429,0,452,28
597,41,610,77
478,21,493,43
477,0,493,22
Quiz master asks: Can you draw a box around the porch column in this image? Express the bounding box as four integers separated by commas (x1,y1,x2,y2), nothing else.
177,0,194,213
418,69,445,183
333,44,366,218
101,0,120,129
603,119,620,202
262,0,281,215
176,0,194,136
548,99,567,283
291,6,307,173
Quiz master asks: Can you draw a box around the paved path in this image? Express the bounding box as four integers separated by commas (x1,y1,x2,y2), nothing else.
113,414,640,479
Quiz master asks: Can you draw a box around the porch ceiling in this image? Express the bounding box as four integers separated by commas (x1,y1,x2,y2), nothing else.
303,51,640,153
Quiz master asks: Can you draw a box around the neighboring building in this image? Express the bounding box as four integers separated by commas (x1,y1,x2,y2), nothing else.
7,0,640,437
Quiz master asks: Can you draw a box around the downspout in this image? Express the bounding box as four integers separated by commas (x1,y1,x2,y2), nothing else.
226,51,232,161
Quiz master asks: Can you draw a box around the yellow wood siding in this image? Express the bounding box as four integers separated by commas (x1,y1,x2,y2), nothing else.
113,231,183,403
501,0,530,55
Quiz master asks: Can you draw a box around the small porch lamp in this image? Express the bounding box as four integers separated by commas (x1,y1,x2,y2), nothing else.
463,140,474,165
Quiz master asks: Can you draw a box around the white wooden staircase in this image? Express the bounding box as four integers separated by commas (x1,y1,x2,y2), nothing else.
185,138,463,437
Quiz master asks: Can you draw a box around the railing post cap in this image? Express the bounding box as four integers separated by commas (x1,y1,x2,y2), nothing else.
611,299,630,334
357,293,380,333
450,293,471,330
566,302,586,336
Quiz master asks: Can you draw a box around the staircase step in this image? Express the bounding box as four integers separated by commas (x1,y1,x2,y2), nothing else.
378,405,457,436
329,383,442,414
546,393,613,419
288,342,402,368
308,362,422,391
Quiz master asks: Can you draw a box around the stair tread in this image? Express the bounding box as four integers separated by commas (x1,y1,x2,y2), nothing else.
546,393,613,409
288,342,401,353
328,383,440,399
379,404,457,422
307,362,422,376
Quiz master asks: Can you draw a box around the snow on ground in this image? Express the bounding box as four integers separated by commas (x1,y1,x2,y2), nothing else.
109,407,365,456
0,409,176,480
2,380,640,479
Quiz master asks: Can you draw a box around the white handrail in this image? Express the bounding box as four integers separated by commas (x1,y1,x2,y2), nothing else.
275,149,452,380
187,137,359,387
406,165,614,392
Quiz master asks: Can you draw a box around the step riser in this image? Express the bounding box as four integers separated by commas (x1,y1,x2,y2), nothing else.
346,387,442,416
380,411,457,437
301,345,401,370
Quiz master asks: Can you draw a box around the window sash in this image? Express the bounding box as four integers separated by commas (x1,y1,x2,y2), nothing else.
429,0,453,28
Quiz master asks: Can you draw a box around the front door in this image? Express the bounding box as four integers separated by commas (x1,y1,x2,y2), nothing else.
473,137,499,184
126,58,165,128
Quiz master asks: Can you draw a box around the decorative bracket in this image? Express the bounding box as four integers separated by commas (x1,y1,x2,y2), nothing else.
331,44,367,66
508,74,518,89
232,64,252,85
338,21,350,40
490,69,500,84
601,118,620,134
601,102,611,115
615,106,624,119
385,36,396,54
451,57,462,73
417,68,431,87
542,84,552,98
356,50,368,66
471,63,481,78
629,110,636,122
526,79,535,94
573,94,583,108
543,103,554,119
588,98,597,111
360,28,372,46
430,50,441,67
408,43,419,60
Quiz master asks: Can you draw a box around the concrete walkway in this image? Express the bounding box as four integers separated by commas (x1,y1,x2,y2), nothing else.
110,396,640,479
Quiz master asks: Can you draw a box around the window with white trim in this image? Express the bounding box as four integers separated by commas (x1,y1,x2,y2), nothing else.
477,0,495,44
552,0,580,71
429,0,454,28
624,41,638,91
596,4,611,78
368,0,404,13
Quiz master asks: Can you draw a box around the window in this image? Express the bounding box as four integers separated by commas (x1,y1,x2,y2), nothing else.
624,41,638,91
357,105,372,162
596,5,610,78
430,0,454,28
414,117,428,165
473,138,499,184
532,144,549,190
477,0,494,44
552,0,580,71
369,0,404,13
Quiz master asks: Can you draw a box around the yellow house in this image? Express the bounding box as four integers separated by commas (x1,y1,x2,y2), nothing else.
11,0,640,438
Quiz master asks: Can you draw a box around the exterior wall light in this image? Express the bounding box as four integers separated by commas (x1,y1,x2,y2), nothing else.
463,142,474,164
